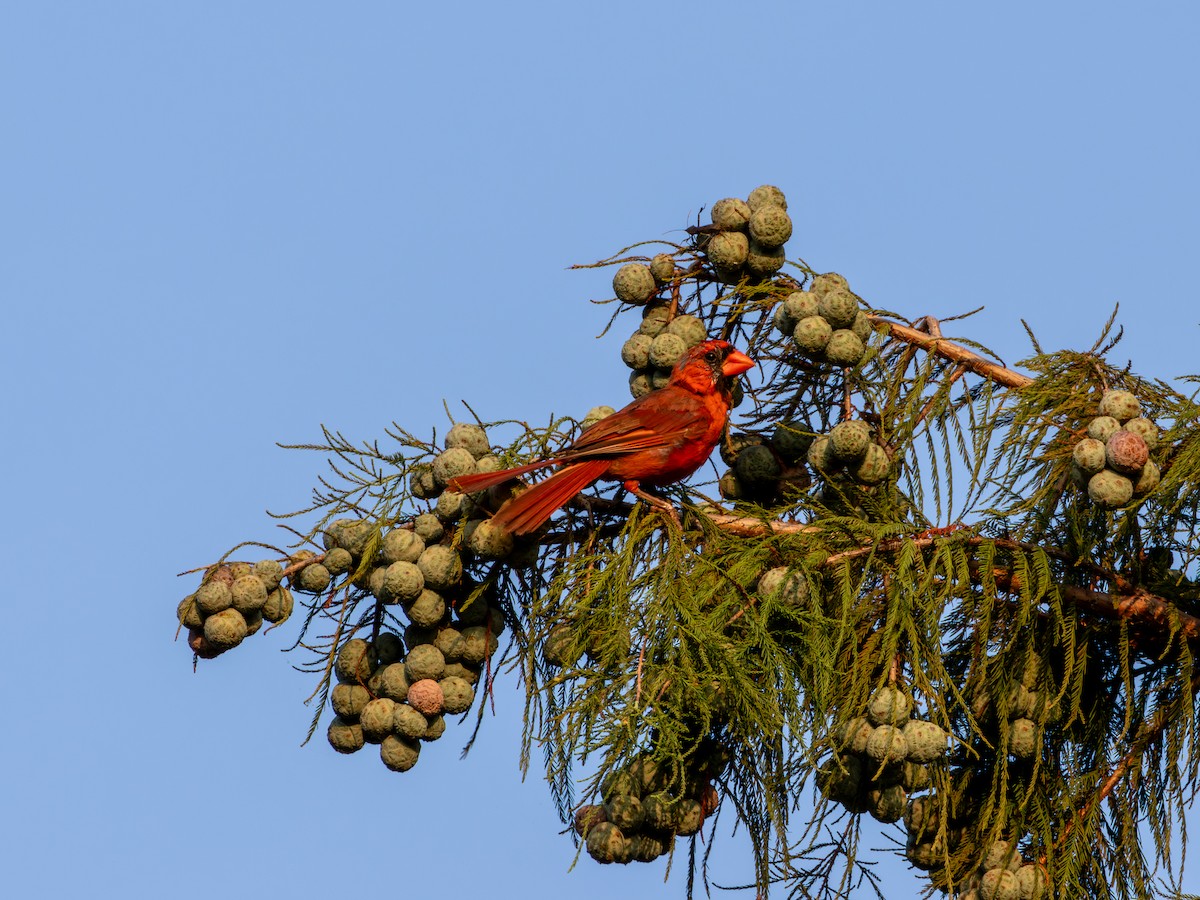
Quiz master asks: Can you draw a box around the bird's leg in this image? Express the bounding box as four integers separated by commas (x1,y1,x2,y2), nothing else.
623,480,681,530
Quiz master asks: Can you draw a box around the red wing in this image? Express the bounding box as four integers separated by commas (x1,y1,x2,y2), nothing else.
561,399,705,461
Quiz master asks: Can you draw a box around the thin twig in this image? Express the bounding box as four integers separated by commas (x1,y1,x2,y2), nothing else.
913,364,967,429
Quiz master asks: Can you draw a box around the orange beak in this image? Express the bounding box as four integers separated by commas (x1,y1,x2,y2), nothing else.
722,348,755,377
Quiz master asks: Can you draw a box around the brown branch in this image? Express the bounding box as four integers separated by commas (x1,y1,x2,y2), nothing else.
666,272,682,320
698,515,1200,641
994,570,1200,644
1066,583,1200,641
703,512,818,536
540,487,1200,646
1055,667,1200,852
281,551,327,581
1100,668,1200,795
868,316,1034,390
705,519,1133,590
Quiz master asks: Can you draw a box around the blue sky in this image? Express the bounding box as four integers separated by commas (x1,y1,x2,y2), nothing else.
3,3,1198,897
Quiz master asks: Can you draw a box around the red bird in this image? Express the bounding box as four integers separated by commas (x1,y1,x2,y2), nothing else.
447,339,755,535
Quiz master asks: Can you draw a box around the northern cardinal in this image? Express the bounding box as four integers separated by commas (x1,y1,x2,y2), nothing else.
447,339,755,535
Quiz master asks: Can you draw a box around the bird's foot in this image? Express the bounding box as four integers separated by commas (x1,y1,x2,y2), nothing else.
624,480,681,530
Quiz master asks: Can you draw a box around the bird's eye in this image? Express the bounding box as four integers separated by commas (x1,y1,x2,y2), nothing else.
705,349,719,364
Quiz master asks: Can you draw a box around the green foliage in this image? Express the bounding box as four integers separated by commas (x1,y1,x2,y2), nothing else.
175,190,1200,900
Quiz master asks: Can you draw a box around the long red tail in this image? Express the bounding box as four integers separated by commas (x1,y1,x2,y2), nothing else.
490,459,610,535
447,459,558,495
